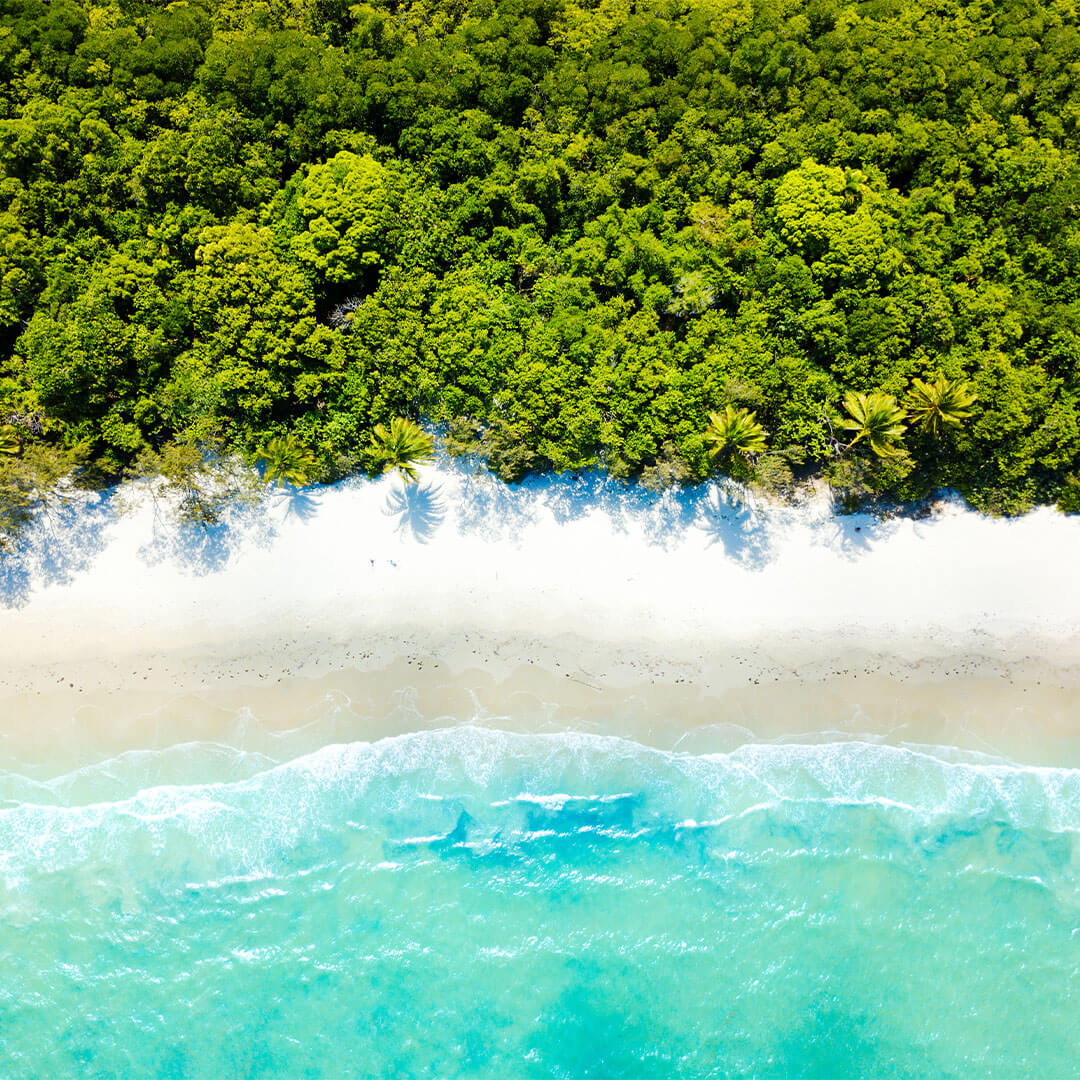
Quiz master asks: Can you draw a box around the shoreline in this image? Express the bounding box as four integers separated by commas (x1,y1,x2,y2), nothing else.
2,462,1078,772
2,622,1078,771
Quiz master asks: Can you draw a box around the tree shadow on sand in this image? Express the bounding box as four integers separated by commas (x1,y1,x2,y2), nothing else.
504,466,890,568
383,481,447,543
279,486,321,524
137,494,279,574
694,483,775,566
433,454,894,567
502,468,780,566
0,490,118,609
455,465,538,539
535,470,702,548
824,510,888,557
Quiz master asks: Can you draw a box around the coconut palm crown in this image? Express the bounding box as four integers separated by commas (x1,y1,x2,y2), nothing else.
841,391,907,458
368,417,434,484
255,435,318,487
904,374,976,437
703,405,768,461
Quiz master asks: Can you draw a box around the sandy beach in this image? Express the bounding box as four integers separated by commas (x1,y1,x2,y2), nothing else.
2,459,1078,769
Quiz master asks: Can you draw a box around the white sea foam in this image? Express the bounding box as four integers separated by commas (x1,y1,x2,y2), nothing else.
3,729,1080,882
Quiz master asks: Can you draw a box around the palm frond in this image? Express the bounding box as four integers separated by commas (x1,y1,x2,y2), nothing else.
703,405,768,460
255,436,318,487
368,417,434,484
841,391,907,458
904,375,976,437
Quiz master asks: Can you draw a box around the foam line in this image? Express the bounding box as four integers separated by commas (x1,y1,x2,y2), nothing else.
3,730,1080,887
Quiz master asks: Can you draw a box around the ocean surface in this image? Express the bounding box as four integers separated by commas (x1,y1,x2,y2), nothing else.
3,723,1079,1078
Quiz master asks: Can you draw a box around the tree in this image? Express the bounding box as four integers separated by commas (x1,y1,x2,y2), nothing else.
168,222,327,435
703,405,768,461
367,418,434,484
841,392,907,459
288,152,397,285
255,436,318,487
904,374,976,437
770,161,903,289
127,442,263,528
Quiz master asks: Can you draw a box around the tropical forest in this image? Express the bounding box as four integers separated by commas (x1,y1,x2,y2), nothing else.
2,0,1079,536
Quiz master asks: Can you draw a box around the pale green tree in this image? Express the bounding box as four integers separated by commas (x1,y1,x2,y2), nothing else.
771,160,903,286
289,152,396,284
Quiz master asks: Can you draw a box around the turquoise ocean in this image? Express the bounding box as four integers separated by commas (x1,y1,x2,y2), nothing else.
3,723,1079,1078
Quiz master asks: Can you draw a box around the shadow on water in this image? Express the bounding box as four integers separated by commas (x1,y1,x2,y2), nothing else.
0,490,117,609
383,481,446,543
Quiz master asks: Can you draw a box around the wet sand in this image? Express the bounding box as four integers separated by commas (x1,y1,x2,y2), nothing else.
3,623,1078,771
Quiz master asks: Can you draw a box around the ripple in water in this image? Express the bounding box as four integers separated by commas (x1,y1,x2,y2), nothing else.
1,728,1078,1078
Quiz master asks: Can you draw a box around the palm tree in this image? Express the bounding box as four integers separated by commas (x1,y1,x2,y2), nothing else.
904,374,976,437
368,417,434,484
0,425,19,456
703,405,768,461
841,391,907,458
255,435,318,487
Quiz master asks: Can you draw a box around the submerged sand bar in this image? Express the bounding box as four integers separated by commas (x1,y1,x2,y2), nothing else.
2,461,1078,769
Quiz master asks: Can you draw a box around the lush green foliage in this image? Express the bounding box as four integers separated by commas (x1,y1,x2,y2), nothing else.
1,0,1079,521
368,417,435,484
255,435,318,487
704,406,768,459
841,391,908,459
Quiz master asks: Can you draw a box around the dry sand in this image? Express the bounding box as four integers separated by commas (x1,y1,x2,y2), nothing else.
1,461,1077,772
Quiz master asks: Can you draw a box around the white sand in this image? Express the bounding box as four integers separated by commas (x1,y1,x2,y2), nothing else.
1,459,1078,768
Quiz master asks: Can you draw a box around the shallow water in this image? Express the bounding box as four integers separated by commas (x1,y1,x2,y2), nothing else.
3,724,1079,1078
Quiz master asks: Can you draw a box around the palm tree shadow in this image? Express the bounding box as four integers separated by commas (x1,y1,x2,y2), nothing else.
279,487,320,523
695,484,774,568
827,514,880,556
383,482,446,543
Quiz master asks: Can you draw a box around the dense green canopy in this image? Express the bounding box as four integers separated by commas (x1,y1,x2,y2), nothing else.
1,0,1078,517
